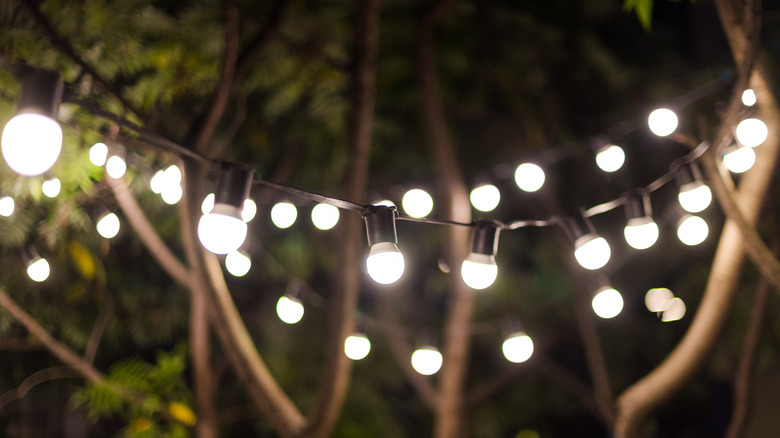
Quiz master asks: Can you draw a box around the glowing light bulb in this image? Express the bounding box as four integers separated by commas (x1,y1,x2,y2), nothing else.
201,193,215,214
2,113,62,176
344,334,371,360
661,297,686,321
735,118,768,148
574,234,611,270
198,204,247,254
461,253,498,290
723,146,755,174
311,203,339,230
402,189,433,218
366,242,405,285
623,216,659,250
276,295,304,324
648,108,678,137
514,163,545,192
0,196,14,217
105,156,127,179
677,215,708,246
742,89,757,107
502,332,534,363
373,199,395,207
271,202,298,229
592,287,624,319
678,182,712,213
41,177,61,198
645,288,674,312
469,184,500,212
225,251,251,277
161,184,183,205
149,170,165,194
163,165,182,186
27,257,50,282
595,145,625,172
96,212,120,239
241,198,257,222
89,143,108,166
411,347,442,375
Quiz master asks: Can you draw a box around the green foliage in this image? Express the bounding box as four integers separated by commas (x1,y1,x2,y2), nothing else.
624,0,654,30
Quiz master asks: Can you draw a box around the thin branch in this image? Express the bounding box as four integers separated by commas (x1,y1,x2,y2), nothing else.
534,354,603,422
84,308,111,364
233,0,290,88
0,366,83,409
0,338,42,351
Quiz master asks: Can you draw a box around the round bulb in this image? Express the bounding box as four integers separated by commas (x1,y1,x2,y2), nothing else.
198,205,248,254
366,242,405,285
595,145,625,172
514,163,545,192
2,113,62,176
105,156,127,179
201,193,215,215
149,170,166,194
276,296,304,324
27,257,50,282
502,333,534,363
96,212,120,239
469,184,501,212
677,215,708,246
645,288,674,312
678,182,712,213
271,202,298,229
41,177,61,198
592,287,624,319
89,143,108,166
241,198,257,223
742,89,757,107
460,253,498,290
163,165,182,186
344,334,371,361
648,108,678,137
623,216,659,250
161,184,183,205
661,297,686,322
0,196,14,217
723,146,756,174
411,347,443,376
311,203,339,230
735,118,768,148
225,251,251,277
402,189,434,218
373,199,395,207
574,234,611,270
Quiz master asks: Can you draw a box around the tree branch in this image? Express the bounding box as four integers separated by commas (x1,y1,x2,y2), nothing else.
84,308,111,364
0,366,83,409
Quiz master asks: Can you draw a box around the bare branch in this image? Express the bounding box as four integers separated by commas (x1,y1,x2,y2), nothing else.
0,366,83,409
84,308,111,364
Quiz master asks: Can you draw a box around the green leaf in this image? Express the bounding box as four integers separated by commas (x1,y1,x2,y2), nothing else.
623,0,654,30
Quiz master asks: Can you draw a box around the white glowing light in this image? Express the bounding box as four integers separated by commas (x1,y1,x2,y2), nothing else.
592,287,624,319
723,146,755,174
41,177,61,198
366,242,405,285
460,253,498,290
27,257,50,282
735,118,768,148
163,165,182,186
344,334,371,361
677,215,708,246
225,251,251,277
595,145,625,173
373,199,396,207
149,170,166,194
623,217,659,250
105,156,127,179
96,212,120,239
89,143,108,166
2,113,62,176
198,204,248,254
742,89,757,107
502,333,534,363
661,297,686,322
201,193,215,215
645,288,674,312
574,234,611,270
678,182,712,213
648,108,678,137
402,189,434,218
514,163,545,192
276,295,304,324
469,184,501,212
161,184,183,205
241,198,257,222
311,203,339,230
271,202,298,229
411,347,443,375
0,196,14,217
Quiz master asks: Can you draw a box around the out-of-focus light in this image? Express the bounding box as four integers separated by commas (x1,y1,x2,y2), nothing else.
595,144,625,172
344,334,371,360
645,288,674,312
502,332,534,363
735,118,768,148
105,156,127,179
742,89,757,107
592,287,624,319
723,145,756,174
276,295,304,324
311,203,339,230
402,189,434,218
89,143,108,166
198,205,247,254
201,193,215,215
27,257,50,282
648,108,678,137
41,177,61,198
2,113,62,176
271,202,298,229
150,170,166,194
96,212,120,239
0,196,14,217
241,198,257,222
677,215,708,246
469,184,501,212
161,184,183,205
624,217,659,250
678,182,712,213
225,251,251,277
661,297,686,322
411,346,443,375
514,163,545,192
574,234,611,270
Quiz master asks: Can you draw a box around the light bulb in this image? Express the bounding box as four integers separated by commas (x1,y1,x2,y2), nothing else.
225,251,251,277
373,199,395,207
271,202,298,228
161,184,183,205
469,184,501,212
595,144,625,172
735,118,768,148
163,165,182,186
198,204,248,254
574,234,611,270
645,287,674,312
677,214,708,246
311,203,339,230
502,332,534,363
648,108,678,137
0,196,14,217
201,193,215,214
149,170,165,194
661,297,686,322
723,146,755,174
411,347,442,375
742,89,757,107
366,242,405,284
678,182,712,213
514,163,545,192
241,199,257,222
2,113,62,176
623,216,659,250
402,189,433,218
276,295,304,324
89,142,108,166
344,334,371,360
96,212,120,239
461,253,498,290
592,287,624,319
105,155,127,179
41,177,61,198
27,257,50,282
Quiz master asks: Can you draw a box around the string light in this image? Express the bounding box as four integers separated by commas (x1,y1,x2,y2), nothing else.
105,155,127,179
676,164,712,213
225,251,251,277
461,220,500,290
271,202,298,229
276,295,304,324
568,215,611,270
501,332,534,363
89,143,109,166
735,118,768,148
26,257,50,282
648,108,678,137
645,287,674,312
96,212,120,239
41,177,61,198
661,297,686,322
201,193,215,214
0,196,13,217
722,145,756,174
241,199,257,222
364,206,405,285
344,333,371,360
411,346,443,375
741,89,757,107
677,214,708,246
623,194,659,250
311,203,340,230
591,286,624,319
469,184,501,212
198,162,253,254
595,144,625,173
402,188,433,218
514,163,545,192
